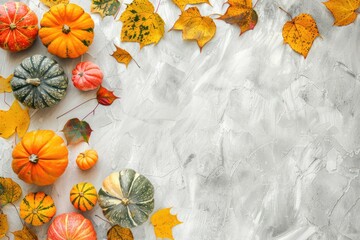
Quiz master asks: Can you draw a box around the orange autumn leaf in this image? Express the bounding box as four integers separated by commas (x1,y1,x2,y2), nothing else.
0,100,30,139
0,74,13,93
150,208,182,240
171,7,216,50
12,226,38,240
111,45,133,67
172,0,210,11
282,13,320,58
218,0,258,35
0,214,8,238
323,0,360,26
107,225,134,240
97,86,119,106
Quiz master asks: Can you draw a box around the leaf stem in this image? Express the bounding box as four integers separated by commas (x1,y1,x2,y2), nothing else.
57,98,96,119
132,58,141,68
253,0,260,8
82,103,100,121
155,0,162,13
95,214,112,225
10,203,24,226
278,6,292,19
3,93,9,107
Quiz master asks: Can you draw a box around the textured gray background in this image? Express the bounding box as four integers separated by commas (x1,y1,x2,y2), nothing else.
0,0,359,239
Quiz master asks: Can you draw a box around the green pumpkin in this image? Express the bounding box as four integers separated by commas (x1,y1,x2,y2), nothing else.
11,55,68,109
98,169,155,228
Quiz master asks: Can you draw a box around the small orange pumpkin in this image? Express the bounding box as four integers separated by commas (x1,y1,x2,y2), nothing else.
39,3,94,58
72,61,103,91
76,149,98,171
70,182,98,211
20,192,56,226
12,130,69,186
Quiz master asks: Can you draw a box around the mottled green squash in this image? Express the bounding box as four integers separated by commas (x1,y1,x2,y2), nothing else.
11,55,68,109
98,169,155,228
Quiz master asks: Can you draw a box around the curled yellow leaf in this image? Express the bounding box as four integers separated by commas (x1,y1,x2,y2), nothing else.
12,226,38,240
40,0,69,7
0,74,13,93
107,225,134,240
0,214,8,238
171,7,216,50
172,0,210,11
0,177,22,206
0,100,30,139
323,0,360,26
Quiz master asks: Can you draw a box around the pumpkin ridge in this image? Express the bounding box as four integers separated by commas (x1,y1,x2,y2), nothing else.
126,206,138,227
84,197,95,207
39,85,62,102
71,218,88,238
36,55,47,73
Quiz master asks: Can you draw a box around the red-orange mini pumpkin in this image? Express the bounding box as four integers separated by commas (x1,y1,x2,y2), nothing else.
72,62,103,91
47,212,97,240
0,2,38,52
12,130,69,186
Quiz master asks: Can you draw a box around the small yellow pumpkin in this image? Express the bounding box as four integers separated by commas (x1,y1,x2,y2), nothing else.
20,192,56,226
76,149,98,170
70,182,97,211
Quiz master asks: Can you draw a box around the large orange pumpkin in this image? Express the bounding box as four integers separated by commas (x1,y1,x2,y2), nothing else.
47,212,97,240
12,130,69,186
0,2,38,52
39,3,94,58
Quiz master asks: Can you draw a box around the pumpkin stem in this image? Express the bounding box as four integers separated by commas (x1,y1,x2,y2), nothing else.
62,24,71,34
26,78,41,86
29,154,39,163
9,23,16,30
122,198,130,206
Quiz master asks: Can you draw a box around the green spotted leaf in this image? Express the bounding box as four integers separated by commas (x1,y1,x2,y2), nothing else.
62,118,93,145
119,0,165,48
91,0,122,18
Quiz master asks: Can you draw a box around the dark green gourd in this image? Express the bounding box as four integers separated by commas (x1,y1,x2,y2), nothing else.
11,55,68,109
98,169,155,228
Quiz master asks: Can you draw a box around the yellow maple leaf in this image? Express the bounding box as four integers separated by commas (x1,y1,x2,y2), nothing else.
323,0,360,26
171,7,216,50
112,45,138,68
282,13,320,58
12,226,38,240
120,0,165,48
0,74,13,93
172,0,211,11
0,100,30,139
218,0,258,35
0,214,8,238
0,177,22,206
91,0,122,18
150,208,182,240
39,0,69,7
107,225,134,240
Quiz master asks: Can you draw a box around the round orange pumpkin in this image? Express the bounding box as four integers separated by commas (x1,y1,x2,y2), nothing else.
12,130,69,186
39,3,94,58
20,192,56,226
0,2,38,52
76,149,98,171
70,182,98,211
72,62,103,91
47,212,97,240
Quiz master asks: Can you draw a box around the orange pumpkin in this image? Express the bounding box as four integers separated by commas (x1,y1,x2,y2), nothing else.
12,130,69,186
72,61,103,91
70,182,98,211
76,149,98,170
47,212,97,240
20,192,56,226
0,2,38,52
39,3,94,58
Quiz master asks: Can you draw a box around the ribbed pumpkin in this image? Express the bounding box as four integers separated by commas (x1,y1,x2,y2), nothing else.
11,55,68,109
47,212,97,240
12,130,69,186
72,62,103,91
76,149,98,171
70,182,98,211
98,169,155,228
0,2,38,52
20,192,56,226
39,3,94,58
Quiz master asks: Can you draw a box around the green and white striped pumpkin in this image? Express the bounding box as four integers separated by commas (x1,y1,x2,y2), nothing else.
98,169,155,228
11,55,68,109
